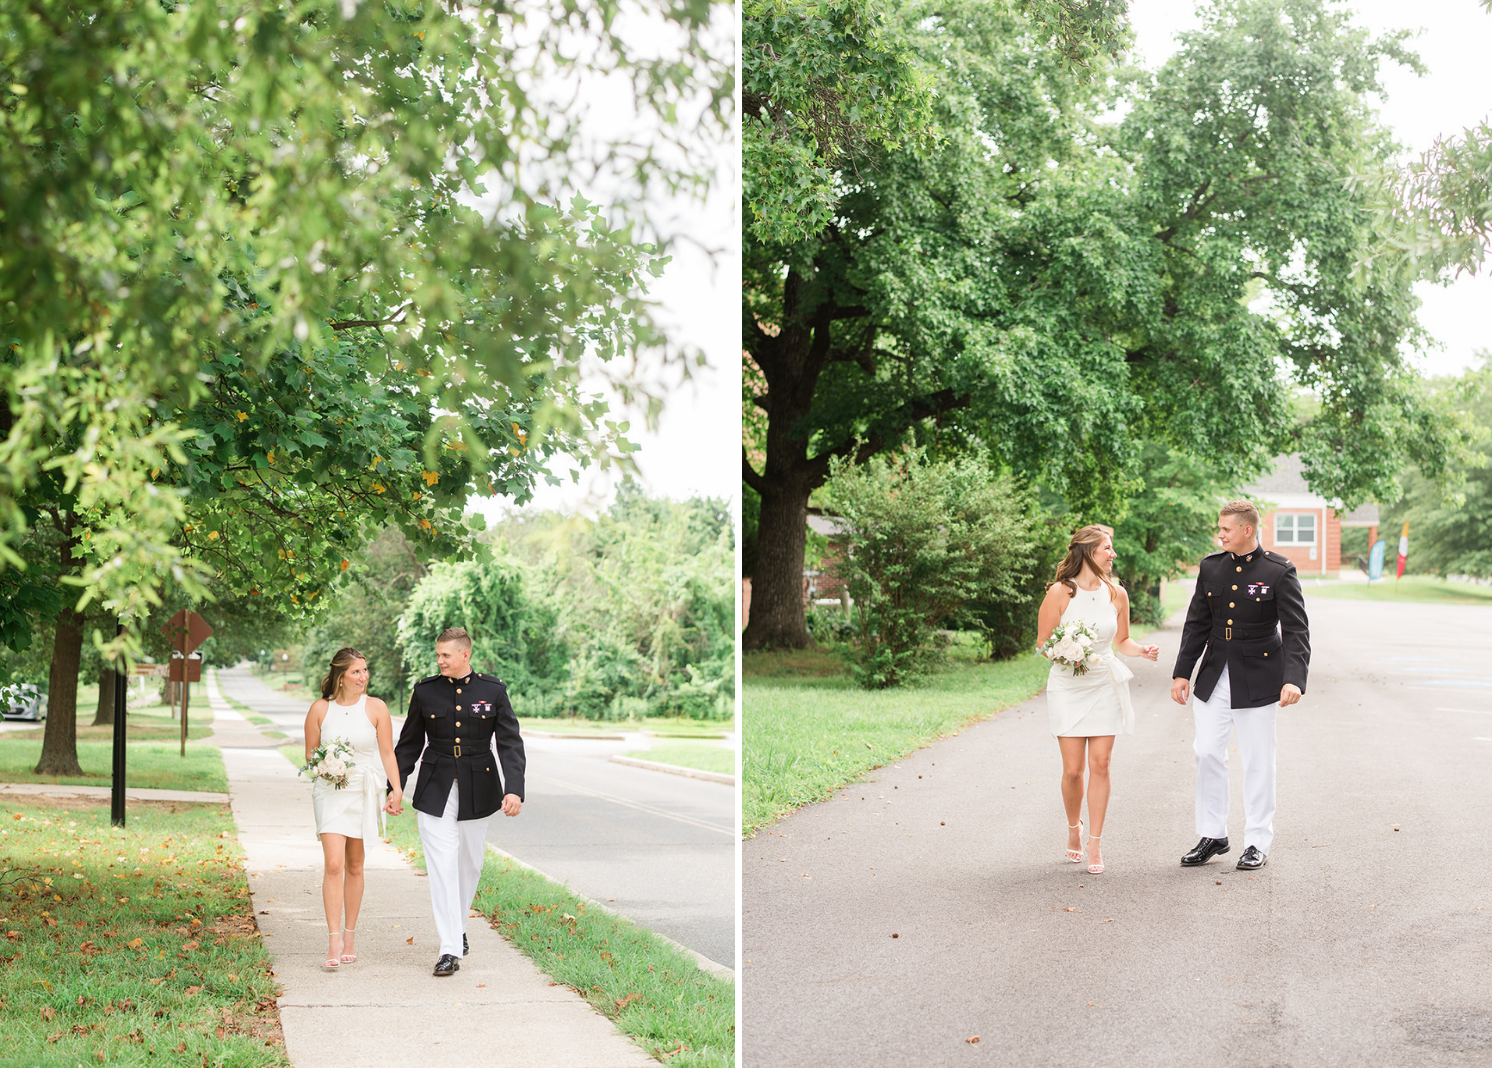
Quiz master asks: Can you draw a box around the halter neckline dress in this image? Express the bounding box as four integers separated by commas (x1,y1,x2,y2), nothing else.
310,693,386,841
1046,583,1136,737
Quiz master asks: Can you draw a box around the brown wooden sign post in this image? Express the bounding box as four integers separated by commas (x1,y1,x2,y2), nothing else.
162,610,213,756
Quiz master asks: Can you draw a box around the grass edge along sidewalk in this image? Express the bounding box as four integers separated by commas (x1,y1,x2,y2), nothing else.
381,807,734,1068
0,795,288,1068
272,747,734,1068
0,740,229,794
743,648,1051,836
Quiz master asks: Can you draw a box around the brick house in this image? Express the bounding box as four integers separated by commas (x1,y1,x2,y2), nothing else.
1243,455,1379,575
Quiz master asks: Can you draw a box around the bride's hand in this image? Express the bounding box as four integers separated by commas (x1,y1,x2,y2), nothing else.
1141,644,1159,661
384,792,403,815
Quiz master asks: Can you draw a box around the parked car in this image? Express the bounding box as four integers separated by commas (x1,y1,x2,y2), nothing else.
0,682,45,721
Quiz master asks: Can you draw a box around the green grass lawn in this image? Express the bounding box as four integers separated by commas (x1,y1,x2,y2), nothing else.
743,645,1050,835
0,797,288,1067
0,740,228,794
1159,579,1190,620
1302,574,1492,604
622,742,735,777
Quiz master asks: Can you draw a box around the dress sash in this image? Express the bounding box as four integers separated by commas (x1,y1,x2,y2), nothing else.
1098,651,1136,735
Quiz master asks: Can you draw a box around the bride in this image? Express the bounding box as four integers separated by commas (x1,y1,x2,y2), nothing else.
303,647,404,969
1036,525,1158,875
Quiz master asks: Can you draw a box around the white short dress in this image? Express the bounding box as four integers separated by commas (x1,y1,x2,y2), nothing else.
310,694,386,841
1046,583,1136,737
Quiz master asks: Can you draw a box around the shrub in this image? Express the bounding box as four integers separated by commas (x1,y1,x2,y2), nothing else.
822,449,1051,689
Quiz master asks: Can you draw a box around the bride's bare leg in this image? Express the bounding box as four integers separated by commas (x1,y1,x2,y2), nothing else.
1058,737,1087,855
319,834,347,960
341,837,366,957
1085,736,1116,864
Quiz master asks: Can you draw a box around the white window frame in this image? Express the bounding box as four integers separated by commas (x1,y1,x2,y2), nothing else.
1273,511,1317,546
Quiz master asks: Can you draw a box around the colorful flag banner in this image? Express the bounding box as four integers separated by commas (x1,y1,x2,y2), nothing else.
1368,539,1386,582
1396,521,1410,579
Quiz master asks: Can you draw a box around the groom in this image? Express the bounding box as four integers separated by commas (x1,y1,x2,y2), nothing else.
1170,501,1309,871
391,627,526,975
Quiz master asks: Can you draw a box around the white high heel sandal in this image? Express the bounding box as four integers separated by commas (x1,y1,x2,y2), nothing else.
1087,835,1104,875
1065,821,1085,863
339,926,357,965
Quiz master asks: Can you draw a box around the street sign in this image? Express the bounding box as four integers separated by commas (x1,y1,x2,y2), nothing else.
168,654,203,683
162,610,213,654
160,611,212,756
130,664,170,678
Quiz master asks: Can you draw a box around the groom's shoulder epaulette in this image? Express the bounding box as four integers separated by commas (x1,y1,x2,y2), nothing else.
413,673,442,688
1262,551,1294,568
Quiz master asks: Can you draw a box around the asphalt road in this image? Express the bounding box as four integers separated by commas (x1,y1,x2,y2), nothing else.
742,595,1491,1067
214,665,736,971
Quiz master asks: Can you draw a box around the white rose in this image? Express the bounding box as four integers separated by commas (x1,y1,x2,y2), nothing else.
1054,638,1084,662
327,759,347,776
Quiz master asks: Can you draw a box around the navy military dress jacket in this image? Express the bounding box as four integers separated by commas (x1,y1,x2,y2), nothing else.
393,671,526,820
1172,545,1311,708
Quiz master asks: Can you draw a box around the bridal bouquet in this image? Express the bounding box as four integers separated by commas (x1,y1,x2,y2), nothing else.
1040,621,1101,676
301,738,355,789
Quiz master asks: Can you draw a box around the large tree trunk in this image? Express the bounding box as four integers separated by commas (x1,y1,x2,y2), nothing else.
36,604,85,777
36,512,85,777
744,484,814,649
92,664,116,726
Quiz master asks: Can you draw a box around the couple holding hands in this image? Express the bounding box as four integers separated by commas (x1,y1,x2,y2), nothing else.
301,627,525,976
1038,501,1310,875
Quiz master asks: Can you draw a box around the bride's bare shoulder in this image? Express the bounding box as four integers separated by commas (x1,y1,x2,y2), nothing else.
366,696,389,716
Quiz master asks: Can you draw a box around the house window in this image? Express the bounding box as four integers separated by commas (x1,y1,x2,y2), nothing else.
1274,512,1316,546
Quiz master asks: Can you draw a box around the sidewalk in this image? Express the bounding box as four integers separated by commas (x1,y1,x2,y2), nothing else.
208,669,655,1068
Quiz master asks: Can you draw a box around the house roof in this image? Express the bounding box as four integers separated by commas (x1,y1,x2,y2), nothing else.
1241,454,1378,522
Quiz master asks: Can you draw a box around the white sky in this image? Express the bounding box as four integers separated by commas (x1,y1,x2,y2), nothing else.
1128,0,1493,377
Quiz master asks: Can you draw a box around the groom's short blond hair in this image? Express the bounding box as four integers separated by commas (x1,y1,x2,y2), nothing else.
1219,500,1260,529
435,627,472,651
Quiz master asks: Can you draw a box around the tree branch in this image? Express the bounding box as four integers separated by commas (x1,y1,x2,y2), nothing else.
328,301,414,332
742,448,770,495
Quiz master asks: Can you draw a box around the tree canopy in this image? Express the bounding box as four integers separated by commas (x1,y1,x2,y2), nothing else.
742,0,1462,648
2,0,731,771
2,0,731,649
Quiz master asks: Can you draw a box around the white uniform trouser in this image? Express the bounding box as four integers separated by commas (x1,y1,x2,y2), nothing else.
416,782,490,958
1193,667,1278,852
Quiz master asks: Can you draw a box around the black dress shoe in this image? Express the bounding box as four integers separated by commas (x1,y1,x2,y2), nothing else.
463,934,469,957
433,954,461,976
1236,845,1267,870
1181,836,1230,866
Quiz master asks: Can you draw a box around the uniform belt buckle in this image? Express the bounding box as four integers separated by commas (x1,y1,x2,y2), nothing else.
1224,626,1231,641
453,743,461,758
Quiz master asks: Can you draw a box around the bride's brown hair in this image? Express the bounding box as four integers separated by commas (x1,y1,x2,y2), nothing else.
321,647,367,701
1050,524,1119,604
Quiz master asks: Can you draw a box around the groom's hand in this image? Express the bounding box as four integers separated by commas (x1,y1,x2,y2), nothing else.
1170,677,1190,705
501,793,522,817
1278,683,1302,707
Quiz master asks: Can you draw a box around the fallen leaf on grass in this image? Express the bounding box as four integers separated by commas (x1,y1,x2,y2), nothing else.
615,992,642,1011
126,938,144,949
39,1006,56,1020
185,985,202,996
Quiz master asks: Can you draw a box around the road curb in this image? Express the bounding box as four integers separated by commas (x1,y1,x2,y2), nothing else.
609,755,735,785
